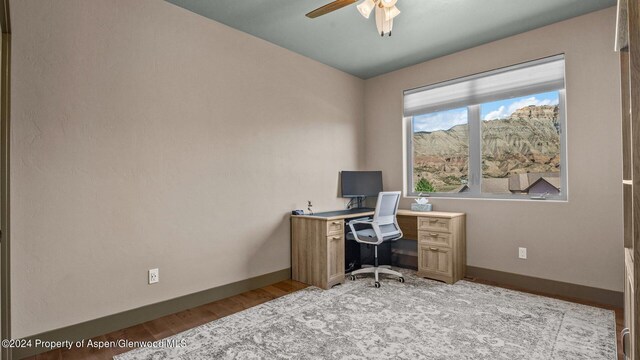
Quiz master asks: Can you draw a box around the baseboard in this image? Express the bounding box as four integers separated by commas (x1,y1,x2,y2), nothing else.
466,266,623,308
13,268,291,359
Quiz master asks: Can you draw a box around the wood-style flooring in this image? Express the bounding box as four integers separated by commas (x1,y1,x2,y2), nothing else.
25,277,624,360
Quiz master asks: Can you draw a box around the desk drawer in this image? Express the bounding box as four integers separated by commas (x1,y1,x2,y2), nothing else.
419,245,453,278
327,220,344,235
418,217,451,233
418,231,452,248
327,234,345,284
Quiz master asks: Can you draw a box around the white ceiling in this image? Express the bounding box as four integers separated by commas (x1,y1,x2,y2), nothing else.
165,0,616,79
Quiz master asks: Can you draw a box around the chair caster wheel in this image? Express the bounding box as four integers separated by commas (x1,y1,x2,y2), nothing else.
398,277,405,283
349,275,356,281
374,281,381,288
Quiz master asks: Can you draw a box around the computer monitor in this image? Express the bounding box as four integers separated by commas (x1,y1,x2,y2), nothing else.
340,171,383,198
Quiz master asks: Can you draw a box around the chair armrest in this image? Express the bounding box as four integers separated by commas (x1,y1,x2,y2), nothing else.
348,220,384,245
348,219,372,226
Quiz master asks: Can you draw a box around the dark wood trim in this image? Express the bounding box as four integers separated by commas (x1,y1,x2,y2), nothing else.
13,268,291,359
466,266,623,308
0,0,9,34
1,32,10,360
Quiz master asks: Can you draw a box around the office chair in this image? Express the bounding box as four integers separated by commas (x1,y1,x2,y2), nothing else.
346,191,404,288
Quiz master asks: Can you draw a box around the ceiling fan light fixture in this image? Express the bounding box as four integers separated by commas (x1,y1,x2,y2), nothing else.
380,0,398,8
385,5,400,21
357,0,376,19
375,6,393,36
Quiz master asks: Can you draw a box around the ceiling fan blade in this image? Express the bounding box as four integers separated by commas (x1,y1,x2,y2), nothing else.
306,0,358,18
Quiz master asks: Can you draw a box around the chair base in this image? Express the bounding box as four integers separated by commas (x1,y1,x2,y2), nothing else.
361,264,391,269
350,266,404,285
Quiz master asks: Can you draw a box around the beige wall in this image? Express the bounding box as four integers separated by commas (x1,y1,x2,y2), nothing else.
11,0,364,337
364,7,623,292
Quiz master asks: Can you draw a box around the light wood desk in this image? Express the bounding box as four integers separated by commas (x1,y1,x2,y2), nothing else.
291,209,466,289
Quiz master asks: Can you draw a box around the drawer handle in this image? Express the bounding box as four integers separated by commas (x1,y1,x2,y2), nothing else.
429,219,438,223
429,233,439,237
332,221,342,225
429,247,439,252
332,236,341,240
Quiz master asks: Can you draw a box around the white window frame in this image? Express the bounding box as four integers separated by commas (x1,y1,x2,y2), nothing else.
404,57,568,201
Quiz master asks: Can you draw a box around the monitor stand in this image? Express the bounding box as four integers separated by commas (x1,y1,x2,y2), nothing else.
355,196,365,209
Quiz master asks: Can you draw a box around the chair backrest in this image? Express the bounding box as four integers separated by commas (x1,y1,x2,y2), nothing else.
373,191,402,237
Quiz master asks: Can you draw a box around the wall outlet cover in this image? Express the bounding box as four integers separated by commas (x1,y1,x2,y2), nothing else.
148,268,159,284
518,247,527,259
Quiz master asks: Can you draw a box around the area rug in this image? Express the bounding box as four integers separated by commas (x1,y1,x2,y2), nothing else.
115,269,617,359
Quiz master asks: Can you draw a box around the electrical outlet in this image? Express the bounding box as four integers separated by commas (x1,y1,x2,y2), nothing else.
518,247,527,260
148,268,159,284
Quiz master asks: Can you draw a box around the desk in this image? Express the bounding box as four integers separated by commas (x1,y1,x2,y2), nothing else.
291,209,466,289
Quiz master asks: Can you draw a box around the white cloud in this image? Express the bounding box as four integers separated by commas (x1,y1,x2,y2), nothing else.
483,105,508,121
483,96,559,121
414,109,467,132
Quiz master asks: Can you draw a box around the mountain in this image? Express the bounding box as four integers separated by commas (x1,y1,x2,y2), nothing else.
413,105,560,192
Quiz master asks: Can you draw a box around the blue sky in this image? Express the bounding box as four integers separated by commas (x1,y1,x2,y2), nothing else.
413,91,560,132
480,91,559,120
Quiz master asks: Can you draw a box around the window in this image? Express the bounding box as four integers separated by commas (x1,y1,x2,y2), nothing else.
412,108,469,193
404,55,567,200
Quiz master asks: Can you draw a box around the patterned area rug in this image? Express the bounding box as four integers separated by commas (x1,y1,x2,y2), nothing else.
116,269,617,360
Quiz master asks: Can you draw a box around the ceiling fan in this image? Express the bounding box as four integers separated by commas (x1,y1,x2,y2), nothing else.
306,0,401,37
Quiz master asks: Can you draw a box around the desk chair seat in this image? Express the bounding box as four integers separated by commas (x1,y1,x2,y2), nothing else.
346,191,404,288
346,229,400,242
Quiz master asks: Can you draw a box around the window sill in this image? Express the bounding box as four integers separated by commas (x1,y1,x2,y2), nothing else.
404,194,568,203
